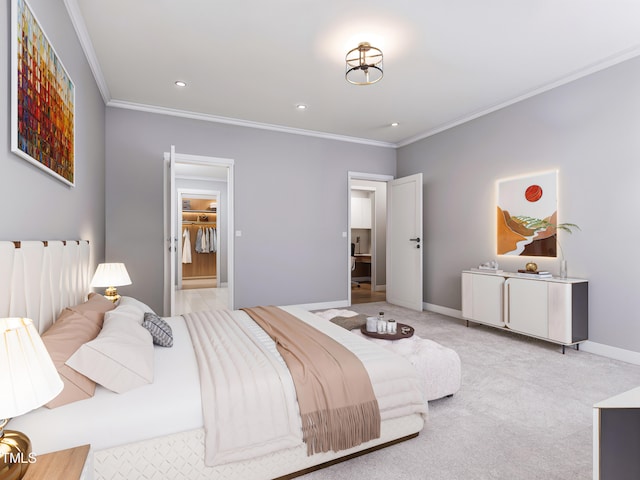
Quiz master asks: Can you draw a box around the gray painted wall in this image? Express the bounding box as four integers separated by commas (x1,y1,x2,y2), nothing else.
397,56,640,353
105,108,396,313
0,0,105,268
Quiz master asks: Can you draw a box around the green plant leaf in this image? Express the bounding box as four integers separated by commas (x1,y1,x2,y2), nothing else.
512,216,580,234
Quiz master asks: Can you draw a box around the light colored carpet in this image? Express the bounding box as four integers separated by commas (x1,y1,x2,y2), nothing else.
302,302,640,480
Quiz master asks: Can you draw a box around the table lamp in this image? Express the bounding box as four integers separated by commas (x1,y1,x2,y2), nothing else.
90,262,132,302
0,317,63,480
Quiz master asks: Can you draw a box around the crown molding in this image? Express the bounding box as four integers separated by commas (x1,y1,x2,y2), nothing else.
60,2,640,150
63,0,111,104
107,100,397,149
397,44,640,148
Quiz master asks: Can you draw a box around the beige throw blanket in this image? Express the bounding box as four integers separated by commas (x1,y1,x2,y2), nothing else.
184,309,302,466
242,306,381,455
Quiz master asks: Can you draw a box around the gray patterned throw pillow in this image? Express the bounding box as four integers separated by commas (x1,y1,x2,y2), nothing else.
143,312,173,347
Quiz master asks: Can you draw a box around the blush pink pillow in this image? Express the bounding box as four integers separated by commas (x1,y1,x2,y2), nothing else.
41,293,116,408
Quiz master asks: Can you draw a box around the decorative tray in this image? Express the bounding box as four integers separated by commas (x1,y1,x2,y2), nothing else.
360,322,414,340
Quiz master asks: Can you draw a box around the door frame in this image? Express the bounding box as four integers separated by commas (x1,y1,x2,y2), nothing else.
347,171,393,305
164,151,235,314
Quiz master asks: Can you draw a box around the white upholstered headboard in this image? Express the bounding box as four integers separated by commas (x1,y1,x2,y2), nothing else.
0,240,90,334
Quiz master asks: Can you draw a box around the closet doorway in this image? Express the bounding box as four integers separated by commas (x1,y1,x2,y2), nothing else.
178,190,220,290
164,148,234,316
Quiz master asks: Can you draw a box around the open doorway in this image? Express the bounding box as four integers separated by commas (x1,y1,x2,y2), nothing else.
164,149,234,316
178,190,220,290
176,189,229,313
349,173,392,305
347,171,424,310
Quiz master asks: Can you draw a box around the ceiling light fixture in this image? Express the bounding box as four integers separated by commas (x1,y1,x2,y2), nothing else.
391,122,399,127
345,42,383,86
175,81,187,87
296,104,307,110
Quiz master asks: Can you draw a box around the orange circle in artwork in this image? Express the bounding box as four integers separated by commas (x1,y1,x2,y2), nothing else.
525,185,543,202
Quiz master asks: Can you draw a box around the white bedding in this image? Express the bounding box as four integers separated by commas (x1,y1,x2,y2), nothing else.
10,306,428,465
281,306,428,420
8,315,203,455
185,308,302,466
185,306,427,467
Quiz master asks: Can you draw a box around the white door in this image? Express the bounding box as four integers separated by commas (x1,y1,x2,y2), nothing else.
387,173,423,311
163,145,177,316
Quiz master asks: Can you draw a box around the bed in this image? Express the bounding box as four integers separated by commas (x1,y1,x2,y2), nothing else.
3,241,428,480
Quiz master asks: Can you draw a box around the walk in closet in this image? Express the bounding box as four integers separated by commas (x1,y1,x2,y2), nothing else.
182,197,217,282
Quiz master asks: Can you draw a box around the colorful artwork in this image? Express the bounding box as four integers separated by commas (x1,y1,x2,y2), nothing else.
11,0,75,186
497,171,558,257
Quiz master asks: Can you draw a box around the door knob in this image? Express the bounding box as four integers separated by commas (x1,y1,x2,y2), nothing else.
409,237,421,242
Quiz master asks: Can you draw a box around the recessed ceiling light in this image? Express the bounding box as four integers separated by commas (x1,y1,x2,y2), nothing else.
296,104,308,110
175,81,187,87
391,122,399,127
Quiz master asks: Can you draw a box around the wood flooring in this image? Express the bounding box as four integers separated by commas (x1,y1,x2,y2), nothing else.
351,282,386,304
182,277,217,289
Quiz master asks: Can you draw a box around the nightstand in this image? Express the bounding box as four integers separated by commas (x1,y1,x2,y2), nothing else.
22,444,90,480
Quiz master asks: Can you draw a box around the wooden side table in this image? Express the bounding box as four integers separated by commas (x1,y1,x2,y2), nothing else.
22,444,90,480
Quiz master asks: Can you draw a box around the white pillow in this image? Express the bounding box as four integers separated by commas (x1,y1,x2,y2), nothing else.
66,312,154,394
119,296,155,316
105,304,145,325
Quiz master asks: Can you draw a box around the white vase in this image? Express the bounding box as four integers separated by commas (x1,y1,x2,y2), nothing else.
560,259,568,279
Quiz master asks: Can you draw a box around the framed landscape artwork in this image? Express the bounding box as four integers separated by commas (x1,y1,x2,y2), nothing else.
497,170,558,257
11,0,75,187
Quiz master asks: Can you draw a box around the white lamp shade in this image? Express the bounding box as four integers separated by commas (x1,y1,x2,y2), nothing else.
0,318,63,419
90,263,132,288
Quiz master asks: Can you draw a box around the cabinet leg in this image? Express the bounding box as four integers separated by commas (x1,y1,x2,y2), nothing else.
561,344,580,354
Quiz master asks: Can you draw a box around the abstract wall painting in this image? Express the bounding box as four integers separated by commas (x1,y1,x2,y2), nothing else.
497,170,558,257
11,0,75,186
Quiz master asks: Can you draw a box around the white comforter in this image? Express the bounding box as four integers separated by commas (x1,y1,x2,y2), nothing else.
183,306,428,467
8,315,203,454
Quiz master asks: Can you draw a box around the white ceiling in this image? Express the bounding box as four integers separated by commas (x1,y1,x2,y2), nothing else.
67,0,640,147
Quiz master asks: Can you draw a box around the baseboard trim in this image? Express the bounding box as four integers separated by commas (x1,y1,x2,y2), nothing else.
293,300,350,311
579,341,640,366
423,302,463,319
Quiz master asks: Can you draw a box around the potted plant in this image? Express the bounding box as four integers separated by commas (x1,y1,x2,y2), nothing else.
512,216,580,278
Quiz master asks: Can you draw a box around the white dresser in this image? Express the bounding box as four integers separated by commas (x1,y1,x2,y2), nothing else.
461,270,588,351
